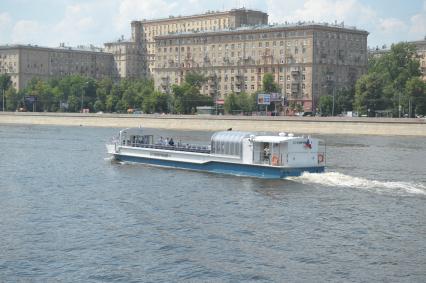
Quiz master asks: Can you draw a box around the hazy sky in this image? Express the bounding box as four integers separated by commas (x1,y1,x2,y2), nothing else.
0,0,425,48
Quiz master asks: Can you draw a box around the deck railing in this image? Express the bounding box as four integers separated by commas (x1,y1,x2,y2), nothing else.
127,142,211,154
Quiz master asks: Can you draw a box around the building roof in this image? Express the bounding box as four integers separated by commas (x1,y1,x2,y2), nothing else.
133,8,267,25
0,43,109,54
155,22,368,40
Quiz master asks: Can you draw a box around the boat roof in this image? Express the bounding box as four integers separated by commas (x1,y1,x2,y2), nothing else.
119,127,145,135
211,131,254,143
253,136,302,143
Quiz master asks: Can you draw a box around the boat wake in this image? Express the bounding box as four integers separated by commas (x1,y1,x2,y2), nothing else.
104,156,116,162
289,172,426,196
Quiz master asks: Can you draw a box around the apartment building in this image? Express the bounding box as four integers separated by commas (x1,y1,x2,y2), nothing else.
0,44,114,91
153,23,369,112
105,8,268,78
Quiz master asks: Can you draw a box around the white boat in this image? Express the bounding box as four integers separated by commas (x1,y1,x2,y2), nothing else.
106,128,326,179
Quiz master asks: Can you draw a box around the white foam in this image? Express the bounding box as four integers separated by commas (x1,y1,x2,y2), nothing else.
288,172,426,196
104,156,115,162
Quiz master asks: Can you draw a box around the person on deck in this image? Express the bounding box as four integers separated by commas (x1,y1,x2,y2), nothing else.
169,138,175,146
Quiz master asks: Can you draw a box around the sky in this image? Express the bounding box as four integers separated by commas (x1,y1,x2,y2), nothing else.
0,0,425,49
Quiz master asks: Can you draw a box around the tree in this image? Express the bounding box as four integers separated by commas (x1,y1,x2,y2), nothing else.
172,73,213,114
224,93,238,114
262,73,280,93
224,92,255,114
335,87,355,114
185,72,207,88
93,100,105,112
5,88,23,111
365,42,422,116
354,73,385,116
67,95,80,112
319,95,333,116
0,74,12,111
405,77,426,116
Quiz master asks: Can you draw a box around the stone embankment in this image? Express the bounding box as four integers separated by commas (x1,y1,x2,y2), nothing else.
1,112,425,136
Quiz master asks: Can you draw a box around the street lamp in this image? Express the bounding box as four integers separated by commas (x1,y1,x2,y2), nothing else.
332,85,335,116
81,82,88,113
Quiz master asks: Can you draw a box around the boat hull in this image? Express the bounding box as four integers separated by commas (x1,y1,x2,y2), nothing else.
114,153,325,179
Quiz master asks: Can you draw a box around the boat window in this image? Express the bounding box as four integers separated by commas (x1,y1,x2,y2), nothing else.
210,131,253,157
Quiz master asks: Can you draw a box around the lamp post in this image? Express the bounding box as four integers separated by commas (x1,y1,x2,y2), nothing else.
398,92,401,118
81,82,88,113
80,88,84,113
332,84,335,116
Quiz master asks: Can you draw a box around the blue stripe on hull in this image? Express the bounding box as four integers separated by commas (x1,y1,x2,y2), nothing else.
115,154,325,179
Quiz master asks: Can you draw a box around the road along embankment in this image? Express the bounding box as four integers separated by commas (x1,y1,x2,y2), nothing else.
0,112,425,136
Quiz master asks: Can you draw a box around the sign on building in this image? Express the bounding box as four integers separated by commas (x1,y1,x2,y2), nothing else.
257,93,270,105
269,93,282,102
25,96,37,103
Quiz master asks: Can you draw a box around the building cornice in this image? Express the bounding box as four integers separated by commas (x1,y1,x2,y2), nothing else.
155,23,369,41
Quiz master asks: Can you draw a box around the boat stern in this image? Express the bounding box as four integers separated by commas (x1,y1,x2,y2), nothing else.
106,143,116,155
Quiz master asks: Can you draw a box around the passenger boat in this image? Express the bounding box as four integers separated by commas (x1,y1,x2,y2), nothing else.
106,128,326,179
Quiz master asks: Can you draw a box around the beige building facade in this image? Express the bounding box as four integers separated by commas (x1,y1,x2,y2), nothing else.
105,8,268,78
153,23,368,112
0,44,114,91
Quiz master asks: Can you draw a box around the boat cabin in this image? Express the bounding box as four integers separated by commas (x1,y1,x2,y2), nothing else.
211,131,324,167
118,128,153,147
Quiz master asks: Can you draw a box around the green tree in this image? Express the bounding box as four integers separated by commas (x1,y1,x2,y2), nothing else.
67,95,80,112
224,93,238,114
262,73,280,93
224,92,255,114
405,77,426,116
354,73,385,116
0,74,12,111
172,73,213,114
122,87,137,109
5,88,23,111
335,87,355,114
185,72,207,88
319,95,333,116
93,100,105,112
365,42,422,116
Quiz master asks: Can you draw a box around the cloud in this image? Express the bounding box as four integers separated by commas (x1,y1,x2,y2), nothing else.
408,1,426,40
378,18,407,34
0,12,12,43
266,0,376,27
114,0,180,32
0,12,11,28
53,4,98,45
11,20,44,44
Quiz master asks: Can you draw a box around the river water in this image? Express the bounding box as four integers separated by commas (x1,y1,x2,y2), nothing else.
0,125,425,282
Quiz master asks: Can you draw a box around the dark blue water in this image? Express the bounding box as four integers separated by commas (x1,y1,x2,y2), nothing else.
0,125,425,282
